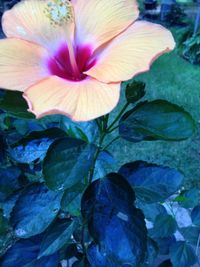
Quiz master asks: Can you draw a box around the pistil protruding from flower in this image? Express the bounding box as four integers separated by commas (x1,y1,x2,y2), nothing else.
44,0,74,26
67,40,81,79
44,0,79,78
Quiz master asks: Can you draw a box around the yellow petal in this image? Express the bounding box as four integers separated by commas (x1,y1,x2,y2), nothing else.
72,0,139,51
0,38,50,91
2,0,75,52
85,21,176,83
23,76,120,121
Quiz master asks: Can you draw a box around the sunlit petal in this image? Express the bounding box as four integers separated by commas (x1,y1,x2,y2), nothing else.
23,76,120,121
0,38,50,91
2,0,75,52
72,0,139,51
85,21,176,83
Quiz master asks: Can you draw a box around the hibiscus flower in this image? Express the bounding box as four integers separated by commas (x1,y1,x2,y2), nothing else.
0,0,175,121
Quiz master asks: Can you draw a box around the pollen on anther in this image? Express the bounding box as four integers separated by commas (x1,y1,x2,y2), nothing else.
44,0,73,26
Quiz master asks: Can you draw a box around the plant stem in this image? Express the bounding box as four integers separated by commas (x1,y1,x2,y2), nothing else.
95,118,102,132
107,125,119,133
88,132,106,184
103,136,120,151
107,102,129,133
81,112,123,260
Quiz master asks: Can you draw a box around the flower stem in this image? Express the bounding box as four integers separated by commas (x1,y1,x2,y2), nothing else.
106,102,129,133
88,131,106,184
103,136,120,151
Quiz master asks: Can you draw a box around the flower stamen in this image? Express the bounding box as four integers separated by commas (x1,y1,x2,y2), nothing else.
44,0,74,26
44,0,79,78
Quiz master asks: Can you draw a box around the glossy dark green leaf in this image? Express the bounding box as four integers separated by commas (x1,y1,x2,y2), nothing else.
39,219,78,258
169,241,197,267
60,117,98,143
2,191,22,219
94,150,116,179
178,189,199,208
191,205,200,226
13,128,66,146
179,226,200,246
118,161,183,203
125,80,146,103
138,202,167,222
158,260,172,267
0,167,21,201
64,244,79,260
23,254,58,267
43,137,96,191
0,209,9,235
72,260,87,267
150,214,177,238
0,91,34,119
11,184,61,238
0,235,59,267
119,100,195,142
87,243,113,267
154,236,176,255
61,183,85,216
81,173,147,266
9,128,66,164
141,238,158,267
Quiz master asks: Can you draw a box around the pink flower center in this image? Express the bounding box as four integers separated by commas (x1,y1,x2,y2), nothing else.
48,44,96,81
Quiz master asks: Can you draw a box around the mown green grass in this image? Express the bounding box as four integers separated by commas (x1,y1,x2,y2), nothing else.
108,29,200,189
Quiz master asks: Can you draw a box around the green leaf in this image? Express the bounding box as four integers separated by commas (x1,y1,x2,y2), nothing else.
155,236,176,255
0,235,59,267
8,128,66,164
13,128,66,147
82,173,147,266
43,137,96,191
94,151,116,179
141,238,158,267
118,161,183,203
157,260,172,267
60,117,98,143
61,183,85,216
0,209,9,235
0,167,21,201
150,214,177,238
23,254,58,267
173,195,188,202
169,241,197,267
125,80,146,103
39,219,78,258
191,205,200,226
0,91,34,119
137,202,167,222
179,226,200,246
119,100,195,142
87,243,110,267
178,189,199,208
64,244,79,260
11,184,62,238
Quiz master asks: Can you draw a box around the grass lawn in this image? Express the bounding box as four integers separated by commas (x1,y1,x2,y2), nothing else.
108,28,200,189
